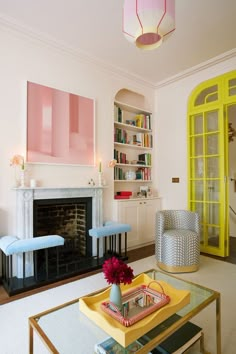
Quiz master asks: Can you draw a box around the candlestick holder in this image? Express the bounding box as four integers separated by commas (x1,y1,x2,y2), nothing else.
98,172,103,187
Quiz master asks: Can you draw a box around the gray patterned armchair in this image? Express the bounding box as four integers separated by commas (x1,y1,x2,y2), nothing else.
155,210,200,273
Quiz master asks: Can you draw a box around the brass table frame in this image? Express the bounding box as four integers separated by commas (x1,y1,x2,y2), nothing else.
29,269,221,354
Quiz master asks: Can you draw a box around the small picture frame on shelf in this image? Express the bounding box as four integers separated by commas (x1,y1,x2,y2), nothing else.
140,185,148,197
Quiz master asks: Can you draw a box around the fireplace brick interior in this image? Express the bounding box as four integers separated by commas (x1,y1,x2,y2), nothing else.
33,197,93,277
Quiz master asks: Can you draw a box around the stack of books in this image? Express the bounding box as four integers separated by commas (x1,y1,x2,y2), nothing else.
94,315,203,354
114,191,132,199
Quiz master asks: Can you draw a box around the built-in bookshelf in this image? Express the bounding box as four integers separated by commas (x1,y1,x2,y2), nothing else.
114,101,153,188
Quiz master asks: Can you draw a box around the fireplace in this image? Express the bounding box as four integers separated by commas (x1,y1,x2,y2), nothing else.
14,187,103,279
33,197,93,277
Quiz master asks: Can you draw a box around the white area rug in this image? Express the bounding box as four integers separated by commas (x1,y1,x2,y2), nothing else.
0,255,235,354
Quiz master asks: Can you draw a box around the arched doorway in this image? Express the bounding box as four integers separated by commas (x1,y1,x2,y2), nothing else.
187,70,236,257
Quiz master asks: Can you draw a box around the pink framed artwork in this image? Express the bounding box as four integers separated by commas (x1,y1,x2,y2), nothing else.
27,82,95,166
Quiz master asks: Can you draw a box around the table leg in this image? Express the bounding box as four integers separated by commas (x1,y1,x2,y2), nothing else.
216,295,221,354
29,321,34,354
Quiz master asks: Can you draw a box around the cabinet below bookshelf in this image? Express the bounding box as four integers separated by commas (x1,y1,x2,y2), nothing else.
113,197,161,249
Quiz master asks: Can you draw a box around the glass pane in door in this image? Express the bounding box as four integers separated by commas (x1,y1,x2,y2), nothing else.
206,110,218,131
194,136,203,155
206,157,219,178
193,114,203,133
206,180,219,201
229,78,236,96
206,134,218,155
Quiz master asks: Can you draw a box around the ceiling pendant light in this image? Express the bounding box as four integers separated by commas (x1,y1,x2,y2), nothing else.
123,0,175,50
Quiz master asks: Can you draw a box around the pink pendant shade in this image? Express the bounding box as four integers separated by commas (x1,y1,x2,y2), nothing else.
123,0,175,50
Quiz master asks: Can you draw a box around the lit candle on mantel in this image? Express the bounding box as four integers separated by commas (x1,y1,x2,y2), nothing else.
98,160,102,173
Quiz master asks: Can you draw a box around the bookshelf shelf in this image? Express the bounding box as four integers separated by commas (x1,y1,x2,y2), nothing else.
116,163,152,168
114,142,152,150
114,180,152,183
114,121,152,133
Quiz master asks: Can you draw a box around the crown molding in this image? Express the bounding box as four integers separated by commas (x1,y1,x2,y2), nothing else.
0,14,155,90
155,48,236,88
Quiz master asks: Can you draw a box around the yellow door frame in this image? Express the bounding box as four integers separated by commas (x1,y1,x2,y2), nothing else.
187,70,236,257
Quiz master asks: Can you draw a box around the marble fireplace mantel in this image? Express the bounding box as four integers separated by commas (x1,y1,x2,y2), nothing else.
13,186,104,278
14,186,104,257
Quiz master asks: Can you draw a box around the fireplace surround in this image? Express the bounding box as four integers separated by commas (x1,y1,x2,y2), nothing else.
14,186,104,279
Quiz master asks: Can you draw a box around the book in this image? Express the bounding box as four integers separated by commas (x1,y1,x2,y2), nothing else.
114,195,130,199
117,191,132,196
138,314,202,354
152,322,202,353
94,337,146,354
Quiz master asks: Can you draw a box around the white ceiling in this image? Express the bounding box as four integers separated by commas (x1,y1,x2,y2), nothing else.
0,0,236,86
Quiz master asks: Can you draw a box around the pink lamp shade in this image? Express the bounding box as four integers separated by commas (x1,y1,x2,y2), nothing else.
123,0,175,50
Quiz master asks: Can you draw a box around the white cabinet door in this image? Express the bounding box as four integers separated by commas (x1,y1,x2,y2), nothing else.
114,198,161,249
117,200,139,248
137,199,161,245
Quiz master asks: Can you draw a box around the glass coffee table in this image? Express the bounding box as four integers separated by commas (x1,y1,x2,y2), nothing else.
29,269,221,354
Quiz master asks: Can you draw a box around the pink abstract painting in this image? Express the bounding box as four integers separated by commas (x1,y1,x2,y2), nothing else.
27,82,95,165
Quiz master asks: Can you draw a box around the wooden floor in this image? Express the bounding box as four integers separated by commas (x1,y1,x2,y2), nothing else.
0,244,156,305
1,238,235,305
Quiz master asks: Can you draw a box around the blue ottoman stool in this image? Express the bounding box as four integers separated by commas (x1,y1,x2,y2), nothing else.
89,222,131,262
0,235,64,294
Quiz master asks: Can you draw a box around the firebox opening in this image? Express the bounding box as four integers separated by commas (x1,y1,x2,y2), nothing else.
33,197,93,278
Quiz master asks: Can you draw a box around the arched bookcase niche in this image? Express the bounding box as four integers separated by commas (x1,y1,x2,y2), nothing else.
113,88,161,249
115,88,150,112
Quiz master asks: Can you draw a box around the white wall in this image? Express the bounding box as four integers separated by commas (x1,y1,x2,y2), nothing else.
0,29,155,235
155,54,236,210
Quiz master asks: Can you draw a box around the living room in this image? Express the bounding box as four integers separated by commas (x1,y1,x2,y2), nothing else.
0,1,236,353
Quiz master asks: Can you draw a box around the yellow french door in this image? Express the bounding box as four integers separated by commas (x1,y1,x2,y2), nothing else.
188,71,236,257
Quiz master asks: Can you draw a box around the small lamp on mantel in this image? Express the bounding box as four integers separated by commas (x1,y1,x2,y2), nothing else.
123,0,175,50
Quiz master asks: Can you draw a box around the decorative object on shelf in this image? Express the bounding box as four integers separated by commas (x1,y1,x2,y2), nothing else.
10,154,26,187
102,257,134,311
30,179,36,188
125,170,136,180
97,160,103,186
88,178,95,186
108,159,117,168
123,0,175,51
98,160,102,173
98,172,103,187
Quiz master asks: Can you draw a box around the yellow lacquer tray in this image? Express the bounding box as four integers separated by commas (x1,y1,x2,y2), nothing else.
79,273,190,347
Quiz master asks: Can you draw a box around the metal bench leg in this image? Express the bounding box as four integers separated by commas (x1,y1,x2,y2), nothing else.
118,233,122,256
45,249,49,280
125,232,127,257
34,251,38,282
97,238,100,263
113,234,117,253
23,252,26,287
9,255,13,290
56,247,60,276
109,237,112,252
104,236,107,255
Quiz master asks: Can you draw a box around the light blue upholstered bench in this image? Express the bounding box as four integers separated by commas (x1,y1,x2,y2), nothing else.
88,222,131,261
0,235,64,294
